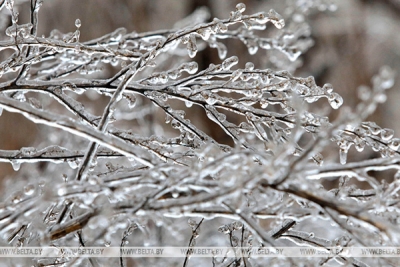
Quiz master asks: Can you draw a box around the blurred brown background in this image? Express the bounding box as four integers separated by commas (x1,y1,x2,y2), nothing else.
1,0,400,180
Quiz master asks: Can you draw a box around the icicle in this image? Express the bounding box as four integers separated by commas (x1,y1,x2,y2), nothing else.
186,34,197,58
10,160,21,171
339,148,347,165
217,42,228,59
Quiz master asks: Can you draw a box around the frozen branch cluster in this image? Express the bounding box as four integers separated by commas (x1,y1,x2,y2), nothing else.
0,0,398,266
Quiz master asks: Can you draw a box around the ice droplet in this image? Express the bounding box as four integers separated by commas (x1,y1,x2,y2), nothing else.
185,101,193,108
388,138,400,151
24,184,35,196
197,28,211,40
363,122,381,135
236,3,246,13
328,92,343,109
268,9,285,29
75,19,81,28
67,159,79,169
381,128,394,141
216,22,228,33
355,139,365,152
181,62,198,74
245,62,254,71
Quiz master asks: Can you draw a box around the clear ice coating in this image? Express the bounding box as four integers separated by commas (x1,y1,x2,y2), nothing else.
0,1,397,266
